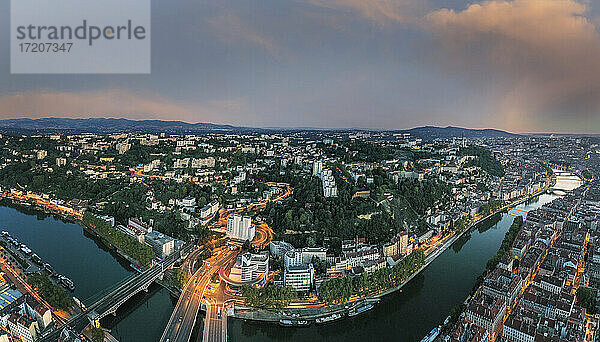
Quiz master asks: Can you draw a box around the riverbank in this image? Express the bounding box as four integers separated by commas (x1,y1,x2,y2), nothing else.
227,189,577,342
231,184,553,325
0,192,148,272
0,203,179,342
0,193,186,304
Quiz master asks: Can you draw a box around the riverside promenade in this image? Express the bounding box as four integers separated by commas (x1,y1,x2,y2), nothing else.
231,185,552,324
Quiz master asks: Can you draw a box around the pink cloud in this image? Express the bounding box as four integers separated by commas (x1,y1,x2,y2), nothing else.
425,0,600,131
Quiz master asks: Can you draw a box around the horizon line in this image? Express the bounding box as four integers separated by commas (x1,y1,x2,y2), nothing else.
0,116,595,135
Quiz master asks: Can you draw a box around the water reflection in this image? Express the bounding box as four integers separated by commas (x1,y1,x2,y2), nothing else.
0,204,175,342
228,174,583,342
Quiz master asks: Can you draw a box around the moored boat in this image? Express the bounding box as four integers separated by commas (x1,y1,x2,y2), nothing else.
58,275,75,291
279,319,310,327
44,263,58,277
420,326,440,342
316,313,343,324
348,303,374,317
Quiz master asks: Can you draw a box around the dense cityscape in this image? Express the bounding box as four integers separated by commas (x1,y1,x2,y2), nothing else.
2,0,600,341
0,123,596,342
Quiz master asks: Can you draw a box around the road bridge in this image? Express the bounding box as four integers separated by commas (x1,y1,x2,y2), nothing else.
39,244,193,341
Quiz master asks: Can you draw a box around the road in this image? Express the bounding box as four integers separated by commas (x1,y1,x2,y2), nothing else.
202,302,227,342
160,249,238,342
39,249,186,341
161,182,289,342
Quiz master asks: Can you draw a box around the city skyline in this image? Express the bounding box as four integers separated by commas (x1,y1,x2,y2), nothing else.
2,0,600,133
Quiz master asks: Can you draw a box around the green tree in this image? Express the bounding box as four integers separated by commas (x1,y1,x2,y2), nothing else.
90,327,105,342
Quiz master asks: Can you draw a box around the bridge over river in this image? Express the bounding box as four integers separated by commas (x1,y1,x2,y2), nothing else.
39,244,193,341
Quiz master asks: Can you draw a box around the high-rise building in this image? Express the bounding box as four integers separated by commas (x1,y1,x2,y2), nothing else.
227,214,255,241
56,157,67,167
284,250,303,269
395,232,409,255
313,160,323,176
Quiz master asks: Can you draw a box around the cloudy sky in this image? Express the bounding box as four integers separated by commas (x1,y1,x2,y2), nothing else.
1,0,600,133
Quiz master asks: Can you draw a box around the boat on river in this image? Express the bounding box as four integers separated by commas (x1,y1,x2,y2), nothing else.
44,263,57,277
279,319,310,327
30,254,43,266
58,275,75,291
420,326,440,342
348,303,374,317
316,313,343,324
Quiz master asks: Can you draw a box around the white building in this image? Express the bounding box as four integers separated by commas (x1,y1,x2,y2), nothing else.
227,214,255,241
36,150,47,160
145,231,175,258
284,250,303,269
313,160,323,176
98,215,115,227
240,252,269,283
119,218,153,242
270,241,294,257
232,171,246,185
200,200,220,220
177,197,196,208
6,314,37,342
300,247,327,264
128,218,152,234
191,157,215,169
314,165,338,198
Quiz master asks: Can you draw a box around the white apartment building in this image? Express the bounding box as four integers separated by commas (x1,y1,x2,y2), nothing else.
241,252,269,283
56,157,67,167
200,200,220,220
227,214,255,241
313,160,323,176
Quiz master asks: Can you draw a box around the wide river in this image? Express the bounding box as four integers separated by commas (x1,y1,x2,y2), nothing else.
0,174,581,342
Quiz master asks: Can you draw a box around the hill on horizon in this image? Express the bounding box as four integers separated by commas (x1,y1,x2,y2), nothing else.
0,117,520,139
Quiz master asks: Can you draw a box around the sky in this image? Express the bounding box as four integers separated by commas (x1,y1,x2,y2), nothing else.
1,0,600,133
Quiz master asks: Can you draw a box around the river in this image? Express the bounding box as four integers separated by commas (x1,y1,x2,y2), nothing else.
226,173,582,342
0,173,581,342
0,202,176,342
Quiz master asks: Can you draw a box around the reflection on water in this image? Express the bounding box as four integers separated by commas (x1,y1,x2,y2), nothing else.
476,213,501,234
227,174,583,342
0,204,175,342
0,172,582,342
452,231,471,253
553,171,583,191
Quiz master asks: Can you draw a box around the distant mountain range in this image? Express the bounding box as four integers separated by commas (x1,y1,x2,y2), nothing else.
0,118,520,139
0,118,237,134
396,126,520,140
